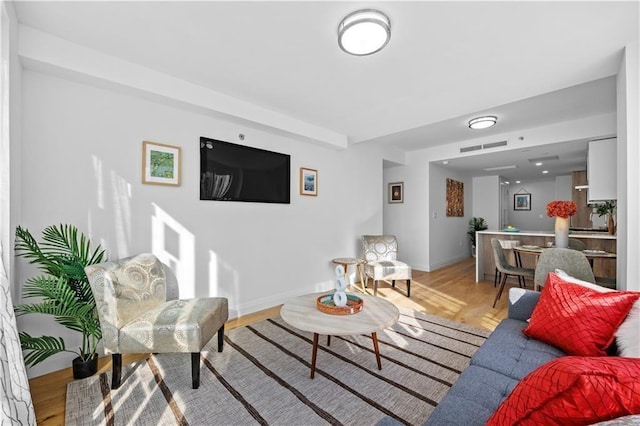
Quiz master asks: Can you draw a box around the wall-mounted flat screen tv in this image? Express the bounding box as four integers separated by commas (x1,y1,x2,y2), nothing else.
200,137,290,204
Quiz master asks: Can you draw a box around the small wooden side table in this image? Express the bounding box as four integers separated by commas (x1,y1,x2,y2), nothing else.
332,257,366,292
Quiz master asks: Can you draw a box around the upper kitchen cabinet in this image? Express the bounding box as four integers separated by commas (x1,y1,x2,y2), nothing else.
587,138,617,203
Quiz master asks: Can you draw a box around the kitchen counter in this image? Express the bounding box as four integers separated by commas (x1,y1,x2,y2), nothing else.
479,230,616,239
476,230,617,284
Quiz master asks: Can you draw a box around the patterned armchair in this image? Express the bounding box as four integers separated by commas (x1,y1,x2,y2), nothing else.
85,253,228,389
361,235,411,297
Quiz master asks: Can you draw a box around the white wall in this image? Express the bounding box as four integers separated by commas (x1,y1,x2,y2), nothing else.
428,164,471,270
383,163,429,271
617,42,640,291
507,179,556,231
555,175,572,200
16,70,385,376
472,176,500,230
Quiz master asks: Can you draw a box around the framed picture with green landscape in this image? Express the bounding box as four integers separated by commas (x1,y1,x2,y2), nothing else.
142,141,181,186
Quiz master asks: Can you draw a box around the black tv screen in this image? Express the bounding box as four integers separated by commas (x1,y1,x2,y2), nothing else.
200,137,290,204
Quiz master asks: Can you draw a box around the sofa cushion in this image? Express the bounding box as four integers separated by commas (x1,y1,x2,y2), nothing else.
553,270,640,358
471,318,565,381
523,275,640,356
487,356,640,426
424,365,518,426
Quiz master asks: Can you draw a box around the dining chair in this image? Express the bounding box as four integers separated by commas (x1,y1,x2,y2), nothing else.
534,247,595,290
361,235,411,297
568,238,587,251
491,238,534,308
85,253,229,389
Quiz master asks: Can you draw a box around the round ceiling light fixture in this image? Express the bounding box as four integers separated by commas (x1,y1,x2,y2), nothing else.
338,9,391,56
468,116,498,130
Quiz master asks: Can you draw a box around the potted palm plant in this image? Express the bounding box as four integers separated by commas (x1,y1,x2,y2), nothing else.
468,217,488,257
14,224,106,379
595,200,616,235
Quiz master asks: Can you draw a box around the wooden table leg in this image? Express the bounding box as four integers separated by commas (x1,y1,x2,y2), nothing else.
311,333,319,379
371,332,382,370
357,263,366,292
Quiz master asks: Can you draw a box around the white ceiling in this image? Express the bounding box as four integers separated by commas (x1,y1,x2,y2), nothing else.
12,1,640,177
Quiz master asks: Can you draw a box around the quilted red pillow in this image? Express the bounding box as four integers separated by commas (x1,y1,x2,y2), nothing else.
523,274,640,356
487,356,640,426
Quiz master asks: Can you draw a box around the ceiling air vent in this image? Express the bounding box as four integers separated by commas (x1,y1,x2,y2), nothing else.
460,145,482,153
483,140,508,149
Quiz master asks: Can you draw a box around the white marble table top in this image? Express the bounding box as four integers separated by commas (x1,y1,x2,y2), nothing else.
280,292,399,336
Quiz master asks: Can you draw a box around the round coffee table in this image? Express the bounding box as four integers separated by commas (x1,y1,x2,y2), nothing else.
280,292,399,379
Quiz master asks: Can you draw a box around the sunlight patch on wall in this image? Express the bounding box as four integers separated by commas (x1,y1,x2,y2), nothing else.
110,171,132,257
91,155,104,209
208,250,238,300
152,203,195,298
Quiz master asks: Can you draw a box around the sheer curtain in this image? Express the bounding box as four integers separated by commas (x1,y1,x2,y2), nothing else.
0,1,35,423
0,243,35,424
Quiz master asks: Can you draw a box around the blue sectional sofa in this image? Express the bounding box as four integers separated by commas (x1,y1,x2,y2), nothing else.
423,288,563,425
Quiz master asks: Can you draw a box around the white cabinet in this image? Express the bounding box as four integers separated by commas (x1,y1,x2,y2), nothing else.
587,138,617,203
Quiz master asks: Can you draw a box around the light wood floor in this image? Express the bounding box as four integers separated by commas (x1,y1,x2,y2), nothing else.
29,257,518,425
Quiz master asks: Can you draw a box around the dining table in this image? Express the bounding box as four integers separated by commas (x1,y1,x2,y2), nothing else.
512,245,617,289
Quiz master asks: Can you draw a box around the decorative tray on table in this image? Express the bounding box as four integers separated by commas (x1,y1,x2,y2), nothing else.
503,227,520,232
316,294,364,315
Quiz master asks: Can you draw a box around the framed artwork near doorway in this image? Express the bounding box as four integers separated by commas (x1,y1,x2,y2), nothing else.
388,182,404,203
514,193,531,211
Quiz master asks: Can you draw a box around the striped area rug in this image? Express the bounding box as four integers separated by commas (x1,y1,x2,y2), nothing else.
65,308,489,425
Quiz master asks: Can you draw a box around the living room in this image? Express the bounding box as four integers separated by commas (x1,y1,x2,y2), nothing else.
1,1,639,425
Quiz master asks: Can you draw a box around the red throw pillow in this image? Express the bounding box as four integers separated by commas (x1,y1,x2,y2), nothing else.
523,274,640,356
487,356,640,426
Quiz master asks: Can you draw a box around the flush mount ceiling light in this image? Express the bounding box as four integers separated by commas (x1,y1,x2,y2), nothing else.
338,9,391,56
468,116,498,130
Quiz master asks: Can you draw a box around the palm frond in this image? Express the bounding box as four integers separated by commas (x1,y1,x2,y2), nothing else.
19,333,74,367
15,226,59,275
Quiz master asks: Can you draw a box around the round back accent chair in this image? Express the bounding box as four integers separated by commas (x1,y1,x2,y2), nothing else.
361,235,411,297
534,247,595,290
85,253,228,389
491,238,534,308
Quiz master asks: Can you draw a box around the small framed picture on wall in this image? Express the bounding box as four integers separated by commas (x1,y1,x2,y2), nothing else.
388,182,404,203
513,193,531,211
300,167,318,196
142,141,181,186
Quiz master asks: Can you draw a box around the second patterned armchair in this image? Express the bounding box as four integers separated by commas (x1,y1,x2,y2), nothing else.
362,235,412,297
85,253,228,389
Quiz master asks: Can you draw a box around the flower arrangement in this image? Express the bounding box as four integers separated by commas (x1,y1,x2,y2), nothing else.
546,200,577,218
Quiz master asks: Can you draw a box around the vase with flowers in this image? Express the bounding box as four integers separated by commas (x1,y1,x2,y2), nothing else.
546,200,577,248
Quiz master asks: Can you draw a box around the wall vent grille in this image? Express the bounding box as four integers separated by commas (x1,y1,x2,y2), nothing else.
483,140,508,149
460,145,482,153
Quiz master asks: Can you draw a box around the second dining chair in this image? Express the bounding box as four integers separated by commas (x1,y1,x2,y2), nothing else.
491,238,534,308
533,247,595,291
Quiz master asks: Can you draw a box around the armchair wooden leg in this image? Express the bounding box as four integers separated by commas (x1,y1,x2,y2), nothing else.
217,324,225,352
111,353,122,389
374,280,379,296
406,279,411,297
392,280,396,288
191,352,200,389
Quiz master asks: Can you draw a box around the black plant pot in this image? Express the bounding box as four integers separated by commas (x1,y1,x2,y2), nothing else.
72,354,98,379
